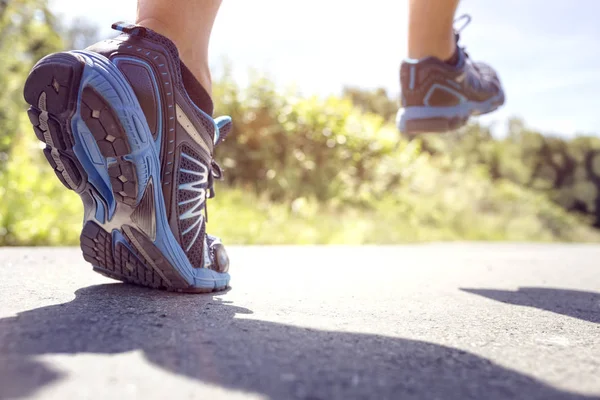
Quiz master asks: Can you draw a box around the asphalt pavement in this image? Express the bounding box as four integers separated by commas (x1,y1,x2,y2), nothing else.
1,245,599,399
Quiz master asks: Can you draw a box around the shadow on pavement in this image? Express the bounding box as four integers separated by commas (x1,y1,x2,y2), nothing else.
0,284,597,400
461,287,600,324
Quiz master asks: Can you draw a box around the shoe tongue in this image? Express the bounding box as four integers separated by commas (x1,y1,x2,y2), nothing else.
111,21,214,116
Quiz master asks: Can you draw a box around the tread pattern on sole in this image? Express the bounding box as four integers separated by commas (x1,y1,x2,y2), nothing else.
81,222,115,270
24,53,140,208
122,225,190,289
79,85,141,209
24,54,87,192
82,222,170,290
114,242,167,289
24,52,228,293
80,86,130,157
108,160,138,207
123,225,227,293
82,222,225,293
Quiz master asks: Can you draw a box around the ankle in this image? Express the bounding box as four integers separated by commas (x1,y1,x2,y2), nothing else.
136,17,213,94
408,35,456,61
136,17,174,43
183,62,213,95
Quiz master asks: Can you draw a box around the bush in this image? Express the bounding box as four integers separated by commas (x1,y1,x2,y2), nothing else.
1,7,598,245
214,73,403,204
0,114,82,245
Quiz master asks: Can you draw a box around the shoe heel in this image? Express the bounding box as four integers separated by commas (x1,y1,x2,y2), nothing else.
24,52,88,192
23,53,159,288
24,52,137,222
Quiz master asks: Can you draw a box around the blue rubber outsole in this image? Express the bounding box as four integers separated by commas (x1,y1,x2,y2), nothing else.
23,51,230,293
397,92,505,134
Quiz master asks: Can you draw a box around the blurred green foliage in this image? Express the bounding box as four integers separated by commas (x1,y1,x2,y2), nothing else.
417,118,600,228
0,0,82,245
0,0,62,155
1,1,599,245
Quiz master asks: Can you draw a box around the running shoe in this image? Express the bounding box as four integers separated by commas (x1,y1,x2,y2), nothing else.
397,15,505,134
23,22,231,292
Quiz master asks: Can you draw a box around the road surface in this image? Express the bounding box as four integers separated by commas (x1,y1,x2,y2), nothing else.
1,245,599,399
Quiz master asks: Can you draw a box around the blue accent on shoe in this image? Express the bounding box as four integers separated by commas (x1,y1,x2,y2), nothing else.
396,91,504,132
423,84,467,106
92,191,106,223
111,21,145,36
68,50,229,290
445,79,462,90
70,83,117,220
214,116,231,144
112,228,131,249
193,267,230,289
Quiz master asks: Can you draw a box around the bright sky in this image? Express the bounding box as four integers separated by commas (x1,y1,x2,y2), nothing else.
50,0,600,136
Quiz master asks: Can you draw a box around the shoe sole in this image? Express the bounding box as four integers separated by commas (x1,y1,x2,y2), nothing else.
23,51,230,293
396,92,505,135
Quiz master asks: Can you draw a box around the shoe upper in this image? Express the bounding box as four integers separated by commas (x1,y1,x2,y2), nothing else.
86,22,231,273
400,16,504,109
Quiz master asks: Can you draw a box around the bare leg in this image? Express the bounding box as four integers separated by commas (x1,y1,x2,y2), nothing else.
136,0,222,94
407,0,460,60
